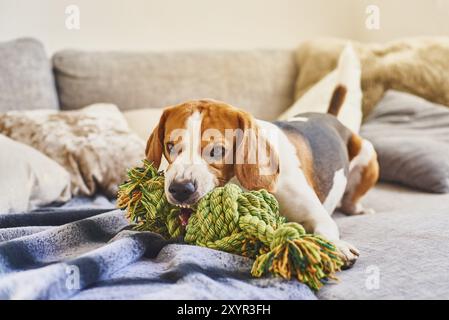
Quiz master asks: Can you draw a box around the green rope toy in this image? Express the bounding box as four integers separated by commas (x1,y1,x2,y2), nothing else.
117,160,343,291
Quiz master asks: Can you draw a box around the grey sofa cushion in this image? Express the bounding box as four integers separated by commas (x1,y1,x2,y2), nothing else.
0,38,58,112
52,50,297,120
319,182,449,299
361,90,449,193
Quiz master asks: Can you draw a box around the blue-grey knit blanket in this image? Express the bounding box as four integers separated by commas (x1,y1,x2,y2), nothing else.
0,196,315,300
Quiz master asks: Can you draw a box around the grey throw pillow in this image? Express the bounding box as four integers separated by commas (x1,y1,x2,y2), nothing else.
361,90,449,193
0,38,58,112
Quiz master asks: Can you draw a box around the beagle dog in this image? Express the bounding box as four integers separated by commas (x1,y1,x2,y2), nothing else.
145,85,379,267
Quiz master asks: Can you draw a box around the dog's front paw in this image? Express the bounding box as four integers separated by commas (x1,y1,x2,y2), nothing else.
333,239,360,269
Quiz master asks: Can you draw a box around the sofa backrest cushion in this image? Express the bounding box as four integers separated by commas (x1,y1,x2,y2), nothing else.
0,38,59,112
52,50,297,120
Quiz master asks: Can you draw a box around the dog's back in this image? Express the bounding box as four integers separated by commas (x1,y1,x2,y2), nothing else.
273,113,352,203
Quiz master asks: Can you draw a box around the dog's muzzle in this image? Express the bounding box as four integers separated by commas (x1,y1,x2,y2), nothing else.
167,180,198,227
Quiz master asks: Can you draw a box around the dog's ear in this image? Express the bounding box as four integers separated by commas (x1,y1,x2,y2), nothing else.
234,111,279,192
145,110,169,169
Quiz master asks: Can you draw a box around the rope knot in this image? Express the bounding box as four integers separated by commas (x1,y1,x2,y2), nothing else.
270,223,306,249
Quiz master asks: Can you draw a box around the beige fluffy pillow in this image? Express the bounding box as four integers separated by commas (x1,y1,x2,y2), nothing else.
295,37,449,118
123,108,164,141
0,134,71,213
0,104,145,197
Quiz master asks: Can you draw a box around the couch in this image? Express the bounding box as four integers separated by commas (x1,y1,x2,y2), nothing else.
1,38,448,299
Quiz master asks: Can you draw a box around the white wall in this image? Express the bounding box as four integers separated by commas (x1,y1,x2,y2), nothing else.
0,0,356,53
352,0,449,42
0,0,448,54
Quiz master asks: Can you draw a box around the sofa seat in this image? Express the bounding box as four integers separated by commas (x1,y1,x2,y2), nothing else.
319,183,449,299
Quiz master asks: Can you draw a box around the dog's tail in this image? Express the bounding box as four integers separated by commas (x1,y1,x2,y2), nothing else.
327,43,360,117
328,85,347,116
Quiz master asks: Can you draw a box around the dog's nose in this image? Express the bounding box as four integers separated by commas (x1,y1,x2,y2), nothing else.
168,181,196,202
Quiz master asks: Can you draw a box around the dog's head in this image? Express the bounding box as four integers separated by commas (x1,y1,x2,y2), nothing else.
145,99,279,220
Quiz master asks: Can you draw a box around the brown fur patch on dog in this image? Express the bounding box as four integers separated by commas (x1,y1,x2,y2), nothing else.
351,155,379,204
282,131,325,202
347,133,363,161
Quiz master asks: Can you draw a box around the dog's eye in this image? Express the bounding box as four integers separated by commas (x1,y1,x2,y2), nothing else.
166,142,175,153
210,145,226,159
